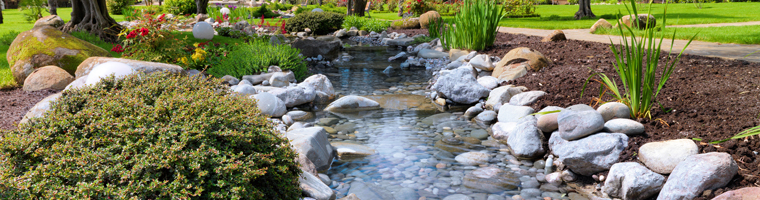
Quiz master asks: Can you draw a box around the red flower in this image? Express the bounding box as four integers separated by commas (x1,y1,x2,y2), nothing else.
139,28,149,36
111,44,124,53
158,14,166,22
281,21,287,34
126,30,137,39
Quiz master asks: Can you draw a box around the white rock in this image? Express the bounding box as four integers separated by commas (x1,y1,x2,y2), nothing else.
287,127,335,172
603,118,645,135
639,139,698,174
597,102,631,121
250,92,287,117
325,95,381,112
508,90,546,106
557,109,605,140
497,104,534,123
84,62,134,85
477,76,499,90
485,85,526,110
549,132,628,176
470,55,494,71
193,21,214,40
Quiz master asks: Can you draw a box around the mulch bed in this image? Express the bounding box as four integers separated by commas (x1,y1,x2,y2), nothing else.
0,88,59,130
395,29,760,198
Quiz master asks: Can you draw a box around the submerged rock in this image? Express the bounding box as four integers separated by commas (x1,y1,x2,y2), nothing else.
331,142,376,159
463,167,520,193
325,95,381,112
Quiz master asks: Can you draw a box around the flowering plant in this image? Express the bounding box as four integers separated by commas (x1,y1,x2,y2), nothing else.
403,0,431,16
116,13,185,64
180,42,235,70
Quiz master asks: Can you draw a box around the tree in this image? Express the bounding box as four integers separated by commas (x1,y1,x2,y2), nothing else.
48,0,57,15
196,0,209,14
62,0,123,43
575,0,595,19
346,0,365,16
397,0,403,17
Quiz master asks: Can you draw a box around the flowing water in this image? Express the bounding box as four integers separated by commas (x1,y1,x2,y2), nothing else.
304,48,565,200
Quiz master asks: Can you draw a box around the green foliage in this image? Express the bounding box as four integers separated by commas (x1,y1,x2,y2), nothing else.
428,17,443,38
341,16,391,33
251,4,281,18
294,5,348,15
402,0,432,16
703,125,760,144
0,31,20,46
286,11,344,35
107,0,135,15
0,72,302,199
583,1,695,119
567,0,579,4
164,0,197,15
441,0,504,51
19,0,47,22
269,2,295,11
180,42,235,71
70,30,121,57
209,39,307,79
503,0,538,17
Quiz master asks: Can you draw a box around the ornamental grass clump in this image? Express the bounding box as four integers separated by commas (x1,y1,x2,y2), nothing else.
209,38,307,79
0,72,302,199
585,0,696,119
440,0,504,51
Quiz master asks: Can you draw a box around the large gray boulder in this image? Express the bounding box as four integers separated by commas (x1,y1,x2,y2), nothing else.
549,132,628,176
557,109,605,140
250,92,287,117
506,116,545,159
287,127,336,172
657,153,738,200
269,71,295,87
603,162,665,200
639,139,698,174
299,169,336,200
268,86,317,107
291,39,342,60
432,66,491,104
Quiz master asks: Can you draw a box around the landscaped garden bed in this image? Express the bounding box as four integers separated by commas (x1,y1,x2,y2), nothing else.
394,28,760,198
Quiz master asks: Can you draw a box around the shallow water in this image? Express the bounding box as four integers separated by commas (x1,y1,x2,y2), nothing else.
306,48,563,200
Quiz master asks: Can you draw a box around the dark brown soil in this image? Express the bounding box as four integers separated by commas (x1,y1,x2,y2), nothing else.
395,29,760,198
0,88,58,130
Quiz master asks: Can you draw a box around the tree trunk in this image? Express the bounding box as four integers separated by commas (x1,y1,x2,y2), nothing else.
397,0,403,17
1,8,3,24
318,0,322,6
346,0,352,15
351,0,365,16
62,0,123,43
48,0,57,15
196,0,209,14
574,0,595,19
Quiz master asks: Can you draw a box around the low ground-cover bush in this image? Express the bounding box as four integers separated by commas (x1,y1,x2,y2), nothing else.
209,39,307,79
0,72,302,199
503,0,539,17
342,16,390,32
286,11,344,34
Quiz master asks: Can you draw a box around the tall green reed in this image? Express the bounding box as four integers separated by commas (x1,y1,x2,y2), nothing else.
440,0,504,51
584,0,696,119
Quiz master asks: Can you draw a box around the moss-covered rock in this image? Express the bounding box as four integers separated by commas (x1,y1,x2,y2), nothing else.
391,18,421,29
7,26,109,84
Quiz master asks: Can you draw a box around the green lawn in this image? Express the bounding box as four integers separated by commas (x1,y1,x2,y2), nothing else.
498,2,760,29
595,25,760,45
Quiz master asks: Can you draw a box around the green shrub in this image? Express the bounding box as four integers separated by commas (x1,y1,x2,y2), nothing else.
441,0,504,51
503,0,537,17
209,39,307,79
286,11,344,35
341,16,391,32
107,0,135,15
567,0,579,4
294,5,347,15
164,0,196,15
251,4,281,18
0,31,20,46
0,72,302,199
19,0,47,22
